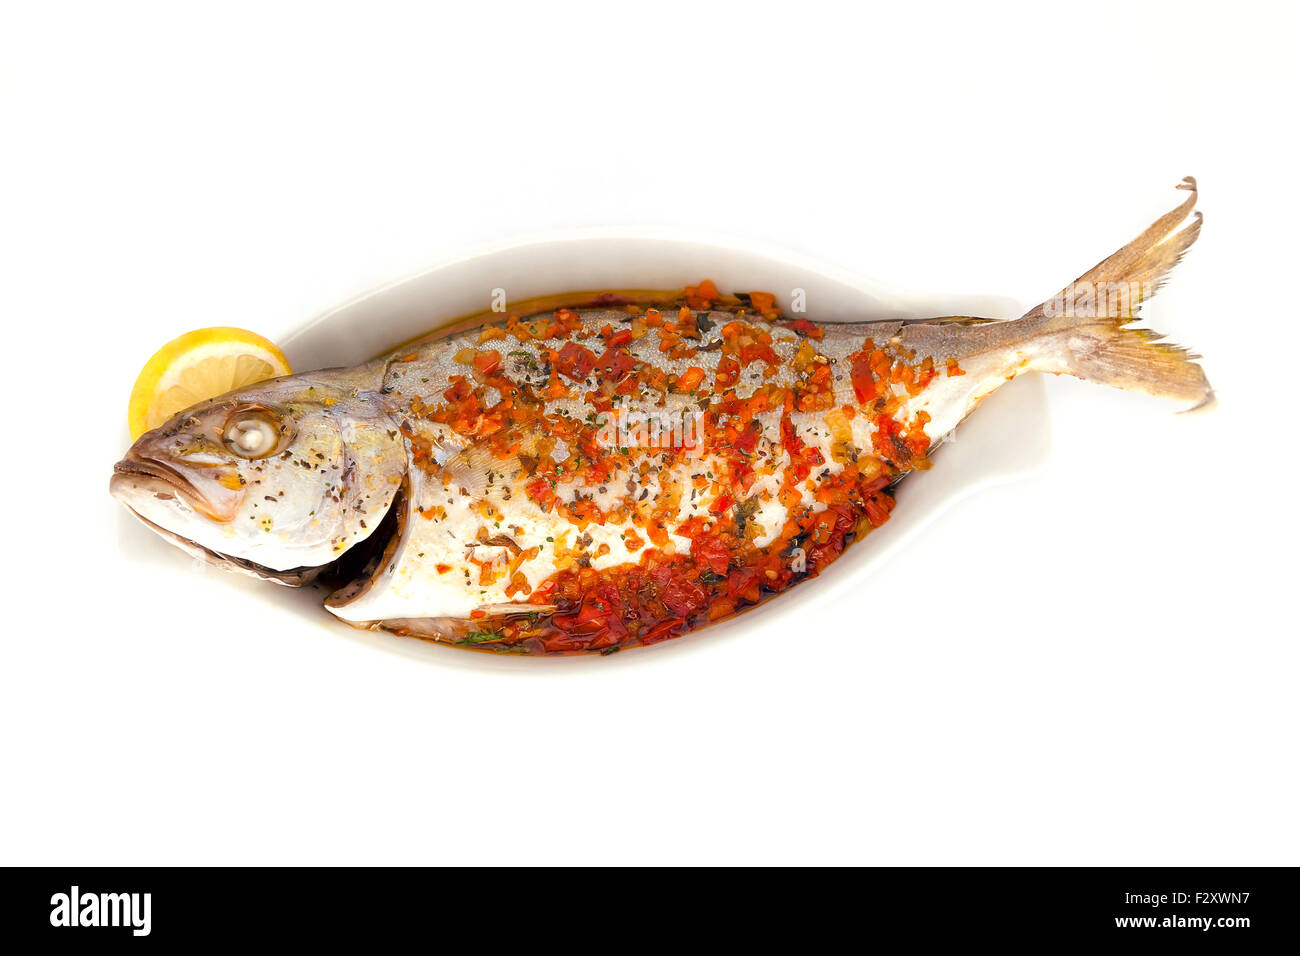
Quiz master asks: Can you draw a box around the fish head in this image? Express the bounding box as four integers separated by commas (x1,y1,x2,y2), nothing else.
110,369,407,578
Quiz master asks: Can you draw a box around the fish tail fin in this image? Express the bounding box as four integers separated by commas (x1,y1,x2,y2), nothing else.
1023,177,1213,410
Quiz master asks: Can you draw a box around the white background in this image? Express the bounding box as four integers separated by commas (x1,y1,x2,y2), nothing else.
2,1,1296,865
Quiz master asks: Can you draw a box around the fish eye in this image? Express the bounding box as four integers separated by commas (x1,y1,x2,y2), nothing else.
222,405,286,459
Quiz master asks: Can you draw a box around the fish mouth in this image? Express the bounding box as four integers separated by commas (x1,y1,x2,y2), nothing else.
112,464,408,590
122,507,327,586
110,455,235,522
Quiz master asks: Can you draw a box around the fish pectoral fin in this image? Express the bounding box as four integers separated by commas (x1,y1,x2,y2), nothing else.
436,443,537,500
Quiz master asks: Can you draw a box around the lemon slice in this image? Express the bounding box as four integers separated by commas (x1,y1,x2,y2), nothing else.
128,327,292,440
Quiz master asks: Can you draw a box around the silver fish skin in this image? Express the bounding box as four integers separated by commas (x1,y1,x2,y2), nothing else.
111,362,404,581
111,179,1210,653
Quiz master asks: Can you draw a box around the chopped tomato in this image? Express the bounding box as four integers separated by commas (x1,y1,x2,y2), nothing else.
692,534,731,574
850,351,876,403
555,341,597,381
472,349,501,376
676,366,706,392
684,279,719,309
749,291,777,316
594,347,637,381
781,318,824,340
660,577,707,618
641,618,685,645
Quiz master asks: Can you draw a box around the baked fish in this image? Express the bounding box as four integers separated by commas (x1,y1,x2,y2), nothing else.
111,179,1210,654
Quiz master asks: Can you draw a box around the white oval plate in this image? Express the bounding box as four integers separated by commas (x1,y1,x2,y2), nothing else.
128,228,1052,667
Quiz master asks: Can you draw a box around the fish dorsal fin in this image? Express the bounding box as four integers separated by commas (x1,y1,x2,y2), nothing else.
1022,176,1200,327
897,316,1004,327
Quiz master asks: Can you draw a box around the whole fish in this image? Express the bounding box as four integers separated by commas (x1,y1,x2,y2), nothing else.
111,179,1210,654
